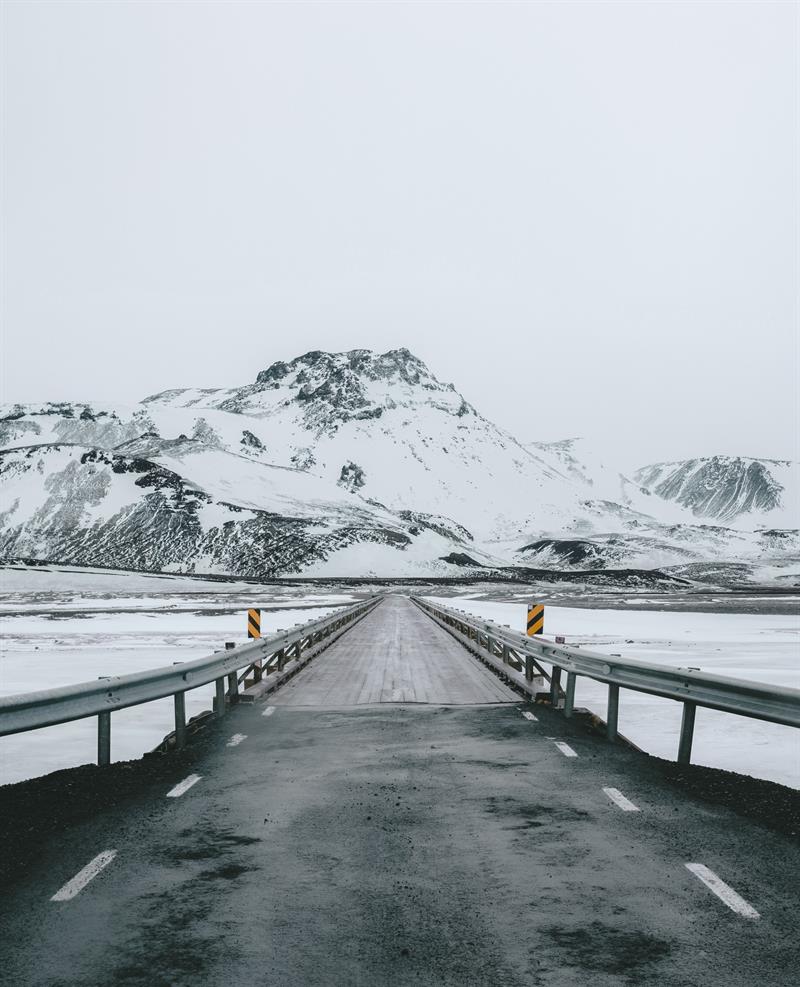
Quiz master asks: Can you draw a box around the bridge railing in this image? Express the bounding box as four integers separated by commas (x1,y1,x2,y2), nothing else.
0,596,382,766
412,597,800,765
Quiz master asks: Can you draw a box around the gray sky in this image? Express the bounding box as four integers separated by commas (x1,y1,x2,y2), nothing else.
2,1,797,467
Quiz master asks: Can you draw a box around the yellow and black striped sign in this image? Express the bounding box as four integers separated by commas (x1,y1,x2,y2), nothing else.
247,608,261,639
527,603,544,637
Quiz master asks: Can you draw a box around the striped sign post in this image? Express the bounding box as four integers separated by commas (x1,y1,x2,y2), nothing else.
247,608,262,682
527,603,544,637
247,608,261,639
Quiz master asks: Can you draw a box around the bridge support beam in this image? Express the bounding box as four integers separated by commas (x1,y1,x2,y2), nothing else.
215,677,226,719
607,684,620,741
550,667,562,707
525,655,534,683
174,692,187,750
97,711,111,766
678,701,696,765
564,672,576,718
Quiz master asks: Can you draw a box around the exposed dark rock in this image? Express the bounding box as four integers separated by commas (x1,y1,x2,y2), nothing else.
291,448,316,471
338,462,366,492
241,430,265,452
518,538,607,567
440,552,483,567
397,511,474,543
255,361,289,386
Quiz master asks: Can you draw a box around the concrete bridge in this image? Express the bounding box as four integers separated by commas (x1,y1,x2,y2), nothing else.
1,596,797,986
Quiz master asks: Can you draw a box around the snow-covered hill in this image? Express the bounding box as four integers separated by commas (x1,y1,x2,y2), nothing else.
510,524,799,571
1,350,797,578
0,444,494,577
635,456,798,526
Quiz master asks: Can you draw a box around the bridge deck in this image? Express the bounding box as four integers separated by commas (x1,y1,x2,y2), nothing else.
272,595,517,705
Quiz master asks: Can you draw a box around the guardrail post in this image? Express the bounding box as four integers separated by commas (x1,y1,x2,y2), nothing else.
227,672,239,703
550,667,562,707
97,711,111,766
607,684,620,741
277,648,286,671
215,677,226,718
525,655,534,683
678,701,696,764
564,672,576,718
174,692,186,750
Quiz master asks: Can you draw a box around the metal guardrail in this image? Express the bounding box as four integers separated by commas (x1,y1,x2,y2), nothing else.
412,597,800,765
0,596,382,765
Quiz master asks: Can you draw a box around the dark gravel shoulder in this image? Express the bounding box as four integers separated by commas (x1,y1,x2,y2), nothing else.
0,742,208,890
652,756,800,841
552,705,800,842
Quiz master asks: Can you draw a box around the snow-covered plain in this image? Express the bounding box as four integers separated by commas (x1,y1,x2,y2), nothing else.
0,573,356,785
427,596,800,789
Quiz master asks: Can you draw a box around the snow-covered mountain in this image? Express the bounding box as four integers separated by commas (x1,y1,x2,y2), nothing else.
635,456,798,526
1,350,797,579
141,348,589,540
526,439,798,528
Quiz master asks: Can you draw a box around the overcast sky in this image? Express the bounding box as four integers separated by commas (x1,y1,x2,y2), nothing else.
2,1,797,467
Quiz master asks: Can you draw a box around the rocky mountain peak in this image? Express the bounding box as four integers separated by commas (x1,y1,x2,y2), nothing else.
254,348,436,390
235,348,469,432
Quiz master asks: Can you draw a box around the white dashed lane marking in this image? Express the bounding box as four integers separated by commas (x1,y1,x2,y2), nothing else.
685,864,760,919
51,850,118,902
166,774,202,798
521,711,538,722
227,734,247,747
262,706,276,717
554,742,578,758
603,787,640,812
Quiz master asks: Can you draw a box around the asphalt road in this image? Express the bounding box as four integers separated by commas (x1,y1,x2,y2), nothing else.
1,697,798,986
1,598,798,985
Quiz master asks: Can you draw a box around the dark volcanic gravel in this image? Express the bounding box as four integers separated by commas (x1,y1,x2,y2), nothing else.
653,757,800,841
0,747,204,889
